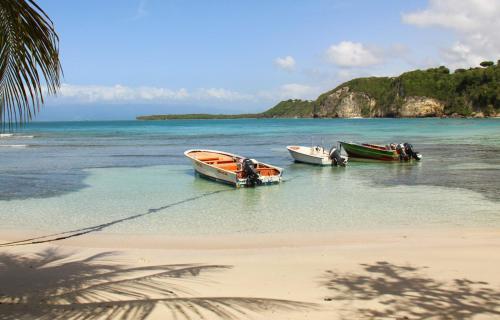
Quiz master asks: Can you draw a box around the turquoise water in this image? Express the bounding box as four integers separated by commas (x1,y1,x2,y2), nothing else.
0,118,499,236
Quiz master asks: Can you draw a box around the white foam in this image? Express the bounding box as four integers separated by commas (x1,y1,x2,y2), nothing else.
0,134,34,139
0,144,28,148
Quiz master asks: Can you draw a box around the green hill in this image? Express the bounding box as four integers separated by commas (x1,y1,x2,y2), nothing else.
261,99,316,118
137,60,500,120
270,60,499,118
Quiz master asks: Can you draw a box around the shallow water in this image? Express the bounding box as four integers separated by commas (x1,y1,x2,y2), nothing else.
0,118,499,236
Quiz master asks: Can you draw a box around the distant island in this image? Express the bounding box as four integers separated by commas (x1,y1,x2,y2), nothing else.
136,113,260,120
137,60,500,120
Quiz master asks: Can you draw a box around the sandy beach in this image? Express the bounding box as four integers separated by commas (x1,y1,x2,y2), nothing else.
1,0,499,319
1,119,499,319
2,227,500,319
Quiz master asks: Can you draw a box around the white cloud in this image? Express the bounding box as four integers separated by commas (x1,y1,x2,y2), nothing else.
274,56,296,71
279,83,318,99
49,83,324,106
326,41,381,67
336,69,355,81
194,88,254,101
58,84,188,103
389,43,409,58
259,83,321,101
54,84,254,104
442,42,485,68
402,0,500,68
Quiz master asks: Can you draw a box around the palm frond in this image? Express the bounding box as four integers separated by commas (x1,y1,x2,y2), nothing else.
3,297,315,320
53,264,232,303
0,0,61,128
0,249,318,320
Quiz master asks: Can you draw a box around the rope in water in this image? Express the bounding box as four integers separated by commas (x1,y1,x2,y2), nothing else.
0,189,232,247
0,173,304,247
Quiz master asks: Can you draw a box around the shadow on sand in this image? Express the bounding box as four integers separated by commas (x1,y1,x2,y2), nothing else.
322,261,500,319
0,248,315,320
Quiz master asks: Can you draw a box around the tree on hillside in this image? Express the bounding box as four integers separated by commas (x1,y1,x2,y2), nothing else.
480,61,494,67
0,0,61,127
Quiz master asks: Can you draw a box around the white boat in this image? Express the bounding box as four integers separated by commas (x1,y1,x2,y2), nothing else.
184,149,283,187
286,145,348,166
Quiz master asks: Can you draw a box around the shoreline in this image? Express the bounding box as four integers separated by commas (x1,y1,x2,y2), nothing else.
136,115,500,120
2,225,500,250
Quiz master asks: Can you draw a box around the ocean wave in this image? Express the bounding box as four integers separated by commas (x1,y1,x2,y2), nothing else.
0,133,14,138
0,134,34,139
0,144,28,148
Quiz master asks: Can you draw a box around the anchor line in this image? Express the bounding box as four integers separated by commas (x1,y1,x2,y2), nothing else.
0,189,232,247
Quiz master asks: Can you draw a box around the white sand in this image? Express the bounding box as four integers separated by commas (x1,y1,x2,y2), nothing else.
1,227,500,319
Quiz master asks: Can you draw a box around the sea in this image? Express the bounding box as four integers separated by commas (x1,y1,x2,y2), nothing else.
0,118,499,238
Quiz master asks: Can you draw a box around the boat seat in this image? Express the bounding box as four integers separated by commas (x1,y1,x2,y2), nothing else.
215,160,235,164
216,163,239,171
258,168,278,176
197,157,220,161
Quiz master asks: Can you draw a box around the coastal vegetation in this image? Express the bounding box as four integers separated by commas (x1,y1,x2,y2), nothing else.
272,60,500,118
0,0,61,126
136,113,260,120
260,99,316,118
138,60,500,119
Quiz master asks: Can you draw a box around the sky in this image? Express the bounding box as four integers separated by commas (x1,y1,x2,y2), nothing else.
36,0,500,120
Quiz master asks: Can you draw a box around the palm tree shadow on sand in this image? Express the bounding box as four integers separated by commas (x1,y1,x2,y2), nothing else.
322,261,500,320
0,248,315,320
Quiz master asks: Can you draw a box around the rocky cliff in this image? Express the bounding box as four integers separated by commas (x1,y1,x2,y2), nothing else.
314,86,445,118
315,86,375,117
138,61,499,120
399,97,445,117
265,61,499,118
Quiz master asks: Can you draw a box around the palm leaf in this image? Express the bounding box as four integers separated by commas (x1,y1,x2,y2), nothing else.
0,0,61,128
52,264,232,303
4,297,315,320
1,250,318,320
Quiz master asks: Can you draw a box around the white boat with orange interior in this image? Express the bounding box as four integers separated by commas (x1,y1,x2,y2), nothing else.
184,149,282,187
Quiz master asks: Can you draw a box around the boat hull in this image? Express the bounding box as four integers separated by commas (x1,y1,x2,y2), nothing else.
191,157,240,186
286,146,332,165
185,149,282,187
339,142,399,161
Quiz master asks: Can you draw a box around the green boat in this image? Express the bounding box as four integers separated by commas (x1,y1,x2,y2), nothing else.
339,141,422,161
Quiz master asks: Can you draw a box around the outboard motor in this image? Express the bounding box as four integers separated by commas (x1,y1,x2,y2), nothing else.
396,143,407,161
329,148,348,166
403,143,422,161
242,158,262,186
